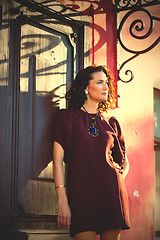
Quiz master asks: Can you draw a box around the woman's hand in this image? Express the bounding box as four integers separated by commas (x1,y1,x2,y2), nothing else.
113,156,129,180
114,163,124,175
57,200,71,232
53,141,71,231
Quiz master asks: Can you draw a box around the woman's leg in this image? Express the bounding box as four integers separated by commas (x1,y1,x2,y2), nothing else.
100,228,121,240
74,231,97,240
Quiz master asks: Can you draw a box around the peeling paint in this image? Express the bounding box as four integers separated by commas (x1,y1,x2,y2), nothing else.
133,190,140,197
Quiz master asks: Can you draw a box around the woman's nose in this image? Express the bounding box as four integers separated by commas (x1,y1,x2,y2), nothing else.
103,83,108,90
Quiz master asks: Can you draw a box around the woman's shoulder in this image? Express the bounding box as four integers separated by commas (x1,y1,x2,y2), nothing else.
101,111,117,122
55,108,72,119
56,108,80,115
55,108,81,121
101,111,121,133
56,108,68,115
102,109,121,120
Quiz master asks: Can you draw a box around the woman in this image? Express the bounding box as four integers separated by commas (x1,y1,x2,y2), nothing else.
53,65,130,240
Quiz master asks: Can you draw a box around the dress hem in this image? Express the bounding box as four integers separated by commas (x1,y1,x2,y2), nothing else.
70,225,130,237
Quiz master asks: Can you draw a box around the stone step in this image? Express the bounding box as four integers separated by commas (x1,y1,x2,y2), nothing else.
1,229,73,240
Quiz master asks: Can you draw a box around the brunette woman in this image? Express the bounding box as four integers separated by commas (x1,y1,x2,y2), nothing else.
53,65,130,240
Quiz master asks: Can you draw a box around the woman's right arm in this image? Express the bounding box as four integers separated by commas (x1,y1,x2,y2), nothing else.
53,141,71,232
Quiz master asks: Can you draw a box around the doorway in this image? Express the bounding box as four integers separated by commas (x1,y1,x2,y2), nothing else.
0,0,89,237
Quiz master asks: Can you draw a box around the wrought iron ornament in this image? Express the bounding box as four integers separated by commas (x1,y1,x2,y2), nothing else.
83,106,99,137
117,0,160,12
117,0,160,83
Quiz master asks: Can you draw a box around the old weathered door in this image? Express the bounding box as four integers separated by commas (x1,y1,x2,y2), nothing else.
4,1,88,236
17,21,73,226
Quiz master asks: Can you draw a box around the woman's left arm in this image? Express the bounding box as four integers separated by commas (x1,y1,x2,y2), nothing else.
109,116,129,180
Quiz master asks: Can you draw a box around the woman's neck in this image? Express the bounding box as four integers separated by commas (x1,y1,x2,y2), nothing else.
82,101,99,114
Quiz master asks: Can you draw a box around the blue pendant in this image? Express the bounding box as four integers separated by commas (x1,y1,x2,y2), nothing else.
88,126,99,137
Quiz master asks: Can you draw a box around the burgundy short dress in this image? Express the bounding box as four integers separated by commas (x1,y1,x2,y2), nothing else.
53,109,130,237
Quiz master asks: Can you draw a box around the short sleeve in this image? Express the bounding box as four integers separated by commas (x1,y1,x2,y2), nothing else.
53,109,72,163
109,117,126,165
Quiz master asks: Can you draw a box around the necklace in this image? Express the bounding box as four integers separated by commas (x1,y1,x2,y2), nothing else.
82,106,99,137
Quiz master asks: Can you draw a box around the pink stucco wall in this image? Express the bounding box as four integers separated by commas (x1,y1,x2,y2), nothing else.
117,6,158,239
58,1,156,240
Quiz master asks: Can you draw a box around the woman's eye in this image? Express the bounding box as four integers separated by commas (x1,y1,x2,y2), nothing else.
97,81,109,86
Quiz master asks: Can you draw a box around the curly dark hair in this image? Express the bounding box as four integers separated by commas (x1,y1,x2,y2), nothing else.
65,65,116,111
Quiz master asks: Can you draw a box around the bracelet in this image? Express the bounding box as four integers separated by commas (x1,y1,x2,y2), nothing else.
55,184,65,190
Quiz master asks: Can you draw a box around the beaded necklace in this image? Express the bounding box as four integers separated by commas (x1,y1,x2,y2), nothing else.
83,106,99,137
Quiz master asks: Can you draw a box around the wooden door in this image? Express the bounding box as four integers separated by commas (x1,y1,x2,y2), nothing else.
18,22,71,223
8,11,81,232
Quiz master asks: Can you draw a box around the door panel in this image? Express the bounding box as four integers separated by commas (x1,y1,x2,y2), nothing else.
11,19,75,228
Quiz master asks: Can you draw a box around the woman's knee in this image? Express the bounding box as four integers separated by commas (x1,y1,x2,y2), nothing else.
100,228,121,240
74,231,97,240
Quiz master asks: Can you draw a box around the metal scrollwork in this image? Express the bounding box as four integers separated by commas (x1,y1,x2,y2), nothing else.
117,3,160,82
117,0,160,12
118,54,138,83
117,0,139,9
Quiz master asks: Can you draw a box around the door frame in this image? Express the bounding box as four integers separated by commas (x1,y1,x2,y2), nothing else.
7,1,89,228
15,0,87,70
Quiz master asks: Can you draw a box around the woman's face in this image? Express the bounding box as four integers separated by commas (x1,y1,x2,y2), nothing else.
85,71,109,103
